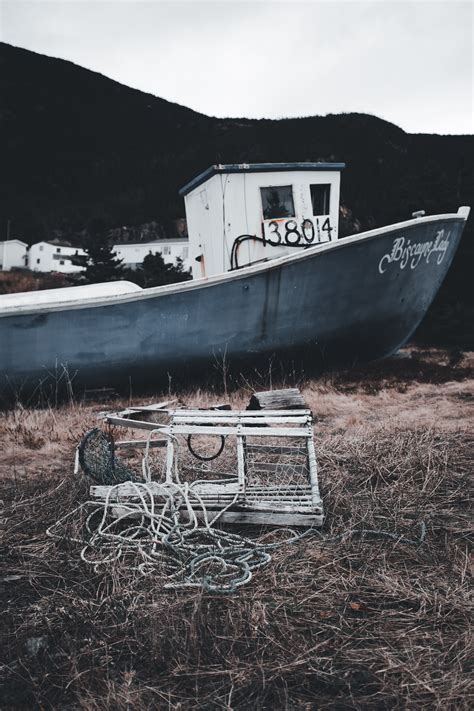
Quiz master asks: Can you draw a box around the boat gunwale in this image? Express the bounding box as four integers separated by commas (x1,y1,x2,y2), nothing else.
0,210,469,319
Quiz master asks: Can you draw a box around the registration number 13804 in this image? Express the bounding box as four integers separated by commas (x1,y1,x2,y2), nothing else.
262,217,333,246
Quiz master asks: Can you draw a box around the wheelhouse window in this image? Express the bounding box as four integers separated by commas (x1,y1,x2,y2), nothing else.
310,184,331,216
260,186,295,220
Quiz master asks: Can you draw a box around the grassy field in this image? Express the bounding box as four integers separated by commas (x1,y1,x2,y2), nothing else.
1,348,472,709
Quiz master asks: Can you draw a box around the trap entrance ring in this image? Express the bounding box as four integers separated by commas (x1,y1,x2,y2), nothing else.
186,432,226,461
90,408,323,527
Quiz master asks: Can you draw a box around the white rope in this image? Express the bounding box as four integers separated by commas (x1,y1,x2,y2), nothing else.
137,426,168,482
48,430,425,593
46,478,312,593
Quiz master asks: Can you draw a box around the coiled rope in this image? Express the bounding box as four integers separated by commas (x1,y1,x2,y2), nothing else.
48,428,426,593
46,480,315,593
46,478,426,594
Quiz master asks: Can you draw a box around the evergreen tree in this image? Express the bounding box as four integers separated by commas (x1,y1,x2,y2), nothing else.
138,251,191,288
82,218,125,284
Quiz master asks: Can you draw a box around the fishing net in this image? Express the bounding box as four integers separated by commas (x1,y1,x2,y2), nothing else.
78,428,138,485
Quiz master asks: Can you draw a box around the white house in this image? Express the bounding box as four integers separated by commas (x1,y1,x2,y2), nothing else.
179,162,344,278
0,240,28,271
28,241,87,273
112,239,191,272
25,238,191,275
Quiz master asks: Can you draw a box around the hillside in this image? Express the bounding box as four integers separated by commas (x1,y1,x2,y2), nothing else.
1,42,473,345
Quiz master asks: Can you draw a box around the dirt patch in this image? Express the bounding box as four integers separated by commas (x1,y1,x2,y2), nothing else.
325,347,474,394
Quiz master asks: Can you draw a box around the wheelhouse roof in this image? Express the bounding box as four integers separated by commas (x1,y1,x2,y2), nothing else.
179,162,346,197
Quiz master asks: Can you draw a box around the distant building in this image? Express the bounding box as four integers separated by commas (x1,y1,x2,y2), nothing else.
112,239,191,272
0,240,28,271
28,241,86,273
26,238,192,275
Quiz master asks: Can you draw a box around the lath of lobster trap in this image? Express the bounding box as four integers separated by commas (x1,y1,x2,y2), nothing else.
91,408,323,526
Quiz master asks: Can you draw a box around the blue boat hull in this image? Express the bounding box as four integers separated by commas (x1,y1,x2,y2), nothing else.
0,215,467,397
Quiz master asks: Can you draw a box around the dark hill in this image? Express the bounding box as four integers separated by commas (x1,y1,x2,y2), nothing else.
1,42,473,346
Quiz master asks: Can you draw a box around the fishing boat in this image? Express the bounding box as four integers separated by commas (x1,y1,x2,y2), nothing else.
0,162,470,398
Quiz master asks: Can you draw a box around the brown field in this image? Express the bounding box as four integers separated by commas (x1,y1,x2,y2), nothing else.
1,348,473,709
0,270,71,295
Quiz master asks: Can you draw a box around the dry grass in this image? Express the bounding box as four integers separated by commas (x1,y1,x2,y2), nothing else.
0,271,70,295
1,348,473,709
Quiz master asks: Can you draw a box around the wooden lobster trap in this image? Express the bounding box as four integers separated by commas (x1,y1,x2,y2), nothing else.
89,407,323,527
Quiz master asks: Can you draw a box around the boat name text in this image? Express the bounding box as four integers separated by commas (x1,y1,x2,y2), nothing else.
378,230,451,274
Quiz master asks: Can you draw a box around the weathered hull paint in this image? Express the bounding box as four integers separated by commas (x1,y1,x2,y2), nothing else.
0,215,467,396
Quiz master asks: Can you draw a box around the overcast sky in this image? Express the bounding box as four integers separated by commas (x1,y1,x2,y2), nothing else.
1,0,472,134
